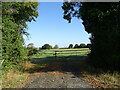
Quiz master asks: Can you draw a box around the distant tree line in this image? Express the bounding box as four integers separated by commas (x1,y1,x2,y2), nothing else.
37,43,91,50
68,43,91,49
39,44,59,49
24,43,59,57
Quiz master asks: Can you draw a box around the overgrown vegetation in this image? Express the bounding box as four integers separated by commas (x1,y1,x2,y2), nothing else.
27,43,39,58
62,2,120,71
2,2,39,71
2,2,39,88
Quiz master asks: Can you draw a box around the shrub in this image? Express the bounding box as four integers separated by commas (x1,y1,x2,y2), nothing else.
27,47,38,57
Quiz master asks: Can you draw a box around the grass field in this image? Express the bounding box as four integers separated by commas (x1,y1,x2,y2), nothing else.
32,48,90,58
2,48,120,88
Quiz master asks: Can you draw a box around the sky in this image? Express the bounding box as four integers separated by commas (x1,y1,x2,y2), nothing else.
23,2,91,48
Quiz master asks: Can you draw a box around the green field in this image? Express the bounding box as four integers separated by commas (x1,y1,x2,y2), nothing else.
28,48,91,72
26,48,90,74
32,48,90,59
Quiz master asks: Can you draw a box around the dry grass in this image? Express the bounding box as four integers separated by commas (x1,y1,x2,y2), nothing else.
80,64,120,88
2,61,33,88
25,58,120,88
2,61,65,88
23,61,36,70
2,70,28,88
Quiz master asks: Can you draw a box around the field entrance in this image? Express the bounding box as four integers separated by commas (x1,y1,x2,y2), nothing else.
25,48,90,75
24,48,93,88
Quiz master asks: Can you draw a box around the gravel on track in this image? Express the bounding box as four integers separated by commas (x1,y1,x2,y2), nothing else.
24,72,93,88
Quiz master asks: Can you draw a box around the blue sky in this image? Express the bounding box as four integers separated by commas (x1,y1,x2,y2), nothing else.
24,2,91,48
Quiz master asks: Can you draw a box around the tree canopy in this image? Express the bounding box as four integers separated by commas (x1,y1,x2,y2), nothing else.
62,2,120,70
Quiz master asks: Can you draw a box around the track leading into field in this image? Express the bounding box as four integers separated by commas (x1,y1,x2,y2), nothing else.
24,55,93,88
24,72,92,88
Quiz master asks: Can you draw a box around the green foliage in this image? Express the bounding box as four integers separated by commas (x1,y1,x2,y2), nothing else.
54,45,59,49
62,2,120,70
27,47,38,57
68,44,73,48
74,44,79,48
86,44,91,49
2,16,25,64
42,44,52,49
79,43,86,48
2,2,39,70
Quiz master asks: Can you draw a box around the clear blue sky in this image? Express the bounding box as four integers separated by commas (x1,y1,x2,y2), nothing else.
23,2,91,48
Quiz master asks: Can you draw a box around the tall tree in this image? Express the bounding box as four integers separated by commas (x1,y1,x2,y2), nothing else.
62,2,120,70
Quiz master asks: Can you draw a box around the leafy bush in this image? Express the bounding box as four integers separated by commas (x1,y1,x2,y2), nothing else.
27,47,38,57
2,2,39,71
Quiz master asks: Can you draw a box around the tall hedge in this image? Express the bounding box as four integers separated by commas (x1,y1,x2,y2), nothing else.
2,2,39,70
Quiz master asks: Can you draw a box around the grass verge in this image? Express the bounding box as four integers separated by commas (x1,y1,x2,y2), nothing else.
80,61,120,88
2,61,32,88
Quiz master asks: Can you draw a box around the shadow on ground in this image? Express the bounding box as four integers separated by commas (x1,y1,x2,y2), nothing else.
24,55,102,78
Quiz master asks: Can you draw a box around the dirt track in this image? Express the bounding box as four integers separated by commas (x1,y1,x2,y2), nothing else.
23,57,93,88
24,71,93,88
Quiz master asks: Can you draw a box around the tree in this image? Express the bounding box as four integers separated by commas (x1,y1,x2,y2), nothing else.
74,44,79,48
54,45,59,49
42,44,52,49
2,2,39,70
27,43,38,57
62,2,120,70
27,47,38,57
68,44,73,48
79,43,86,48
